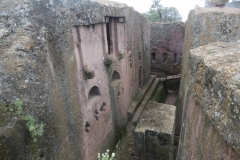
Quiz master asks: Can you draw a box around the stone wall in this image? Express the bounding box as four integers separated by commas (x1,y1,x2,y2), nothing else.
176,7,240,134
150,22,185,78
177,41,240,160
0,0,150,159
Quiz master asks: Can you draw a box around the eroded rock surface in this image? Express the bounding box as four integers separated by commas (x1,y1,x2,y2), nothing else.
177,7,240,134
0,0,151,159
0,111,28,160
135,101,176,160
177,41,240,160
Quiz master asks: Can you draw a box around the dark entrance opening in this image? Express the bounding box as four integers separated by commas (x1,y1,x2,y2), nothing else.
106,23,111,55
174,53,177,63
88,86,101,99
112,71,121,81
139,66,142,88
151,52,156,61
163,52,168,62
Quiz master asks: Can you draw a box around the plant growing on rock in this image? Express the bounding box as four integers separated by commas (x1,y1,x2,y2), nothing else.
98,149,115,160
24,114,44,142
0,98,44,142
14,98,23,116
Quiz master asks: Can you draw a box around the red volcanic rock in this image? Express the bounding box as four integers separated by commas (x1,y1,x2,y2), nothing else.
150,22,185,78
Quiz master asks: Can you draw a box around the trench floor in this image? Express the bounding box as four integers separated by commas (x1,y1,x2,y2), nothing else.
114,88,178,160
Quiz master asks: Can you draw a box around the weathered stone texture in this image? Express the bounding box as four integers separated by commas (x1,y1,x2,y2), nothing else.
177,41,240,159
0,112,28,160
134,101,176,160
0,0,150,159
150,22,185,78
205,0,229,6
177,7,240,134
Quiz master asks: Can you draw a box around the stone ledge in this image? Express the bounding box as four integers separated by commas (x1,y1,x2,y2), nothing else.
127,76,155,122
134,101,176,160
189,40,240,153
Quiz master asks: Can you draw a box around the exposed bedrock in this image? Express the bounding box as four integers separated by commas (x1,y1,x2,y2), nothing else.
177,7,240,134
177,41,240,160
0,0,150,159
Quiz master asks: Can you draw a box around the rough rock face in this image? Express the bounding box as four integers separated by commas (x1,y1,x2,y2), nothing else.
0,0,150,159
134,101,176,160
177,7,240,134
205,0,229,7
177,41,240,160
150,22,185,78
0,112,28,159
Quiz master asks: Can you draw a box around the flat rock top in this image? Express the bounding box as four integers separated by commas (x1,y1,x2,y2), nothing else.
190,40,240,94
190,40,240,152
205,0,229,5
193,7,240,15
135,101,176,134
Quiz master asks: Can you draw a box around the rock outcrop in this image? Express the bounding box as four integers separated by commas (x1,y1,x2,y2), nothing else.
177,7,240,134
0,112,28,159
177,41,240,160
0,0,150,159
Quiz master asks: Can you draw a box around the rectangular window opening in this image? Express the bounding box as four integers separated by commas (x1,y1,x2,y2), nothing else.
106,22,111,55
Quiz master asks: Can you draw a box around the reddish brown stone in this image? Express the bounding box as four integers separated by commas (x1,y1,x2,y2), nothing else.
150,22,185,78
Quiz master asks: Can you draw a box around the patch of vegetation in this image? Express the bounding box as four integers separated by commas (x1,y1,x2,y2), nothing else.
14,99,23,116
0,99,44,143
98,149,115,160
142,0,182,22
24,114,44,142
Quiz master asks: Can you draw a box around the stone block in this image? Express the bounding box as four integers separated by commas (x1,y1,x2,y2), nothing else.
177,7,240,135
118,52,124,60
83,66,95,79
177,41,240,159
104,57,114,66
127,76,155,122
134,101,176,160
